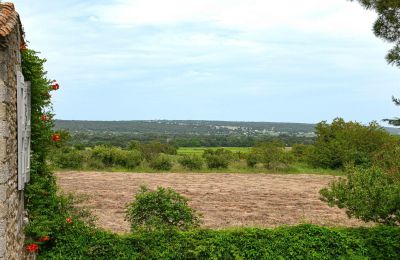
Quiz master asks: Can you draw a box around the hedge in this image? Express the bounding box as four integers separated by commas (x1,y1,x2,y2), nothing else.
39,224,399,259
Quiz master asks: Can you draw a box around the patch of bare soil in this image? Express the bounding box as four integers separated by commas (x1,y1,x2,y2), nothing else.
56,171,368,233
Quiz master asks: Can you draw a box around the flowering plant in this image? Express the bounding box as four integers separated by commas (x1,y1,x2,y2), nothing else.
25,243,39,253
50,80,59,90
52,134,61,142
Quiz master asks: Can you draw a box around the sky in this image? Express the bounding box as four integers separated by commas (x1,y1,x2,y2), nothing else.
14,0,400,124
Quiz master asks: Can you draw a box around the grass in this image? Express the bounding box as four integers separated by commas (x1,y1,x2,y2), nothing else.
177,147,252,155
56,159,343,176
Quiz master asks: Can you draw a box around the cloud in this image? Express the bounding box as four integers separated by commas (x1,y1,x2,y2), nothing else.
95,0,376,36
11,0,400,123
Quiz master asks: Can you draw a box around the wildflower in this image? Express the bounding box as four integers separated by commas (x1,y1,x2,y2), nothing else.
25,244,39,253
50,80,60,90
20,42,27,51
40,115,49,122
66,217,73,224
52,134,61,142
37,236,50,242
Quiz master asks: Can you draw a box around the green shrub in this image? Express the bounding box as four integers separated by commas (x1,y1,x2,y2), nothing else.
246,152,260,168
320,167,400,225
87,158,105,169
52,147,85,169
203,149,232,169
309,118,393,169
39,224,400,259
247,141,293,170
372,140,400,176
291,144,313,162
126,186,201,231
149,154,173,170
91,145,143,169
140,141,177,160
178,154,203,170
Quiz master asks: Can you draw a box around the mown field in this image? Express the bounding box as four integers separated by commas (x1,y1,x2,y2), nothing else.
56,171,366,233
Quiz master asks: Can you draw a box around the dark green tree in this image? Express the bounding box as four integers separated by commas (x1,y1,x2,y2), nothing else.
384,96,400,126
351,0,400,67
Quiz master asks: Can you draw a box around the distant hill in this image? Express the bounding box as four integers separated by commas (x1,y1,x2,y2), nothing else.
54,120,400,136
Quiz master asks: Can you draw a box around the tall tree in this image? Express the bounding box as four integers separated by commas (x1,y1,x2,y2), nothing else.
385,96,400,126
352,0,400,67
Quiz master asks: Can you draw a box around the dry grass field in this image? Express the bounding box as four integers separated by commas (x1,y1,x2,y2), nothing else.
56,171,368,233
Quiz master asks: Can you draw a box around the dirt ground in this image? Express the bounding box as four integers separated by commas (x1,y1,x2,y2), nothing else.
56,171,368,233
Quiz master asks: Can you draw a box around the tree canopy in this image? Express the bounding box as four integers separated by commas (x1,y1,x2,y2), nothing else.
351,0,400,66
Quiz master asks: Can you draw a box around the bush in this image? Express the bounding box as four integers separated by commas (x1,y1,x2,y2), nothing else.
291,144,313,162
149,154,173,171
246,152,260,168
320,167,400,225
247,141,293,170
178,154,203,170
140,141,177,160
91,145,143,169
203,149,232,169
372,140,400,176
39,224,400,259
126,186,201,231
309,118,393,169
52,147,85,169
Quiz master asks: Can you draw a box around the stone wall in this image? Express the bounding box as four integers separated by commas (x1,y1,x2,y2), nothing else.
0,15,25,260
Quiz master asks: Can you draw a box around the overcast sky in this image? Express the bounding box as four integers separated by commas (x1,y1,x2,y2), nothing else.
14,0,400,124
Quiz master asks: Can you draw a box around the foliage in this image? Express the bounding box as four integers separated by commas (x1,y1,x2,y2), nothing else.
149,154,173,171
91,145,143,169
308,118,393,169
372,139,400,176
291,144,313,162
178,154,203,170
138,141,177,160
384,96,400,126
39,224,400,259
203,148,233,169
51,147,86,169
22,49,82,240
320,167,400,225
351,0,400,67
126,186,201,231
247,141,294,170
246,152,261,168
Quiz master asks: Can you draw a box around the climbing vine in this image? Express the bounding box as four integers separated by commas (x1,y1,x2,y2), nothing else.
21,48,85,254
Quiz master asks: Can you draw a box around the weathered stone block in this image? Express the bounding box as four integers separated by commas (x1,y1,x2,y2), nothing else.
0,163,8,184
0,202,7,218
0,220,7,259
0,185,5,202
0,81,7,102
0,139,5,162
0,103,5,121
0,121,8,138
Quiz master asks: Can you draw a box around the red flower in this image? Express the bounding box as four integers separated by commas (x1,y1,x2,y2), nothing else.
51,83,59,90
66,217,73,224
50,80,60,90
37,236,50,242
40,115,49,122
25,244,39,253
52,134,61,142
20,42,27,51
